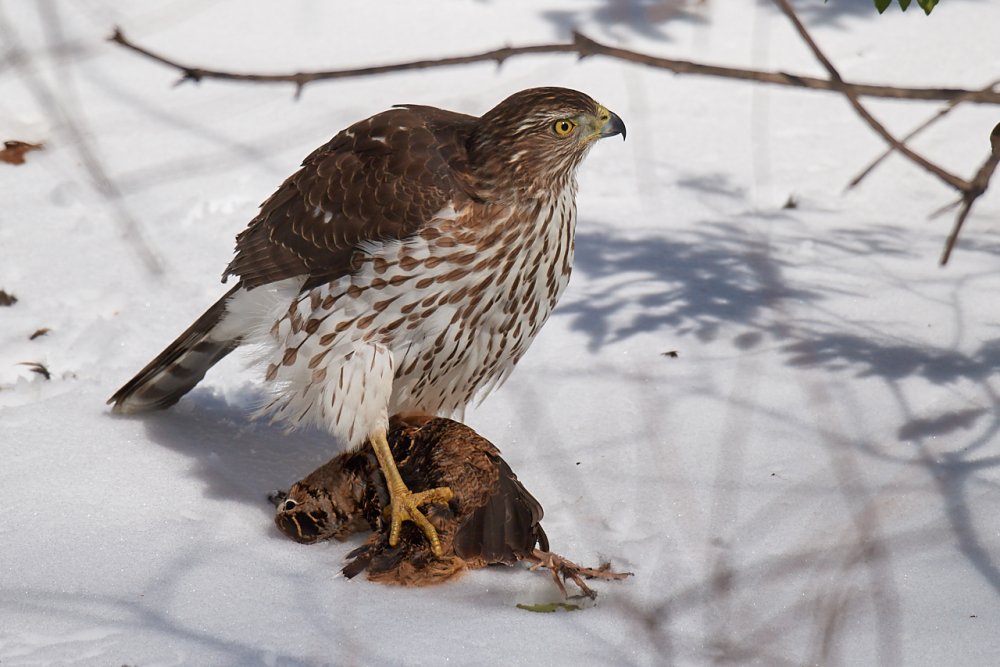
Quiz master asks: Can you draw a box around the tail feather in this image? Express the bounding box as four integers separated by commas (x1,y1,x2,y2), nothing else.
108,286,242,414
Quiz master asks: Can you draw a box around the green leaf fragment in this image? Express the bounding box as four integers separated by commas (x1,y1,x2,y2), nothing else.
875,0,938,12
516,602,583,613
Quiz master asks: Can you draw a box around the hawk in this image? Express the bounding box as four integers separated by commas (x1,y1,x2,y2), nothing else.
272,415,629,595
109,87,625,556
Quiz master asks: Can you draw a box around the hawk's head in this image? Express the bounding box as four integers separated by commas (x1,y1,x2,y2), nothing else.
469,87,625,190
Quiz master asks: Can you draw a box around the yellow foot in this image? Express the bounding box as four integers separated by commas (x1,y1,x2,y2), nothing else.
386,482,454,557
369,426,453,558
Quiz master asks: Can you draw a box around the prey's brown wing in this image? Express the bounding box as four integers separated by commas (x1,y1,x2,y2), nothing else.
453,452,549,563
398,416,549,563
224,106,477,289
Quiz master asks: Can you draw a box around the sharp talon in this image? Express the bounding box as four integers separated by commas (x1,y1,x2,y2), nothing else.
385,481,453,557
370,428,454,558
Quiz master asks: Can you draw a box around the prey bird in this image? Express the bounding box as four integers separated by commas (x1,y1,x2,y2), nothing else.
109,87,625,556
272,415,630,596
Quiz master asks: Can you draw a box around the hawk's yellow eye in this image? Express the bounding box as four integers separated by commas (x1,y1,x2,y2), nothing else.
552,119,577,137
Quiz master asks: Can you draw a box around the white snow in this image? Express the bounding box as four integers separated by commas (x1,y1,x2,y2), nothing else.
3,1,1000,665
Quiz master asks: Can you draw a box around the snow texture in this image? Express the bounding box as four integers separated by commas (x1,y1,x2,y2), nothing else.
3,1,1000,665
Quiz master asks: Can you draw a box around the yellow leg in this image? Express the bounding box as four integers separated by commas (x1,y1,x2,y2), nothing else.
369,428,453,557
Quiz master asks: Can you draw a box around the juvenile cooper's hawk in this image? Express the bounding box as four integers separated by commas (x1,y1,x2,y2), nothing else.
109,87,625,556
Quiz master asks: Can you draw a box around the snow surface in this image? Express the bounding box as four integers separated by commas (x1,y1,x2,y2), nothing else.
3,1,1000,665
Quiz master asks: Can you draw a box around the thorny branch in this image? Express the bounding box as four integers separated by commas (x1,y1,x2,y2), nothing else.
109,21,1000,264
108,27,1000,105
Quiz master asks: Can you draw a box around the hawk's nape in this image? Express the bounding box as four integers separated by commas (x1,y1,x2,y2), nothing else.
109,87,624,557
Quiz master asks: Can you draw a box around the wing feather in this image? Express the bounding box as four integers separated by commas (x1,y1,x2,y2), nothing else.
225,106,477,290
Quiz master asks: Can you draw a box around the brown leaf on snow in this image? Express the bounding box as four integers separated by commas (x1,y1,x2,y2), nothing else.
0,289,17,306
30,327,51,340
18,362,51,380
0,140,44,165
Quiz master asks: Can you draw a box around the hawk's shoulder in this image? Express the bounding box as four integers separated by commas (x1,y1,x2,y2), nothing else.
225,105,479,289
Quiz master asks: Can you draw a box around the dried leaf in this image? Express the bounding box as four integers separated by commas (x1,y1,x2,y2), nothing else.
0,289,17,306
0,140,44,166
18,362,51,380
29,327,51,340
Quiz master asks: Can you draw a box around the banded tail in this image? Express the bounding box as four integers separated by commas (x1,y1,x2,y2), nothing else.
108,286,241,414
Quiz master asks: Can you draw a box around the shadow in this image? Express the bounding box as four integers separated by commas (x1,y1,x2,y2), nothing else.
537,0,709,42
781,335,1000,383
559,220,819,351
897,408,989,441
125,385,339,506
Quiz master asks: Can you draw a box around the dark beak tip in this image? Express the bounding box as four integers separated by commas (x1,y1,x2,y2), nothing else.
607,112,626,141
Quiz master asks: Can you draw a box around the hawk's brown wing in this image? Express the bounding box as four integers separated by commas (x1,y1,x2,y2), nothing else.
224,106,477,289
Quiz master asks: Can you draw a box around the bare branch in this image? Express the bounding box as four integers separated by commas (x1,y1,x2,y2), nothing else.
771,0,1000,265
108,26,1000,106
847,78,1000,191
107,27,577,90
109,21,1000,266
772,0,968,193
940,123,1000,265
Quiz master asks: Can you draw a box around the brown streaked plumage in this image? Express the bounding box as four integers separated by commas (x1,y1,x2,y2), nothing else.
273,415,629,595
109,88,625,557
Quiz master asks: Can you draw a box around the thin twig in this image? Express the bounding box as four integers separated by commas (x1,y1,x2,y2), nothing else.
771,0,1000,265
108,27,1000,105
847,78,1000,191
772,0,968,193
940,123,1000,265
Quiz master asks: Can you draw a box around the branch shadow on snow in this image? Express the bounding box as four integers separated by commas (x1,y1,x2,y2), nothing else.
535,0,709,43
563,217,1000,610
561,219,820,352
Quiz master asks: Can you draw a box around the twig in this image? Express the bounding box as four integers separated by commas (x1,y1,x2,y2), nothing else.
108,27,1000,105
772,0,968,193
939,123,1000,265
110,21,1000,265
771,0,999,265
847,78,1000,190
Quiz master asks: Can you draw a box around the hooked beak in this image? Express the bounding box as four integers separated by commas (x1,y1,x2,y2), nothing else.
599,110,626,141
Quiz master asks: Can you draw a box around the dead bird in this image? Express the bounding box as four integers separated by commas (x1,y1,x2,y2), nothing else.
272,415,629,596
